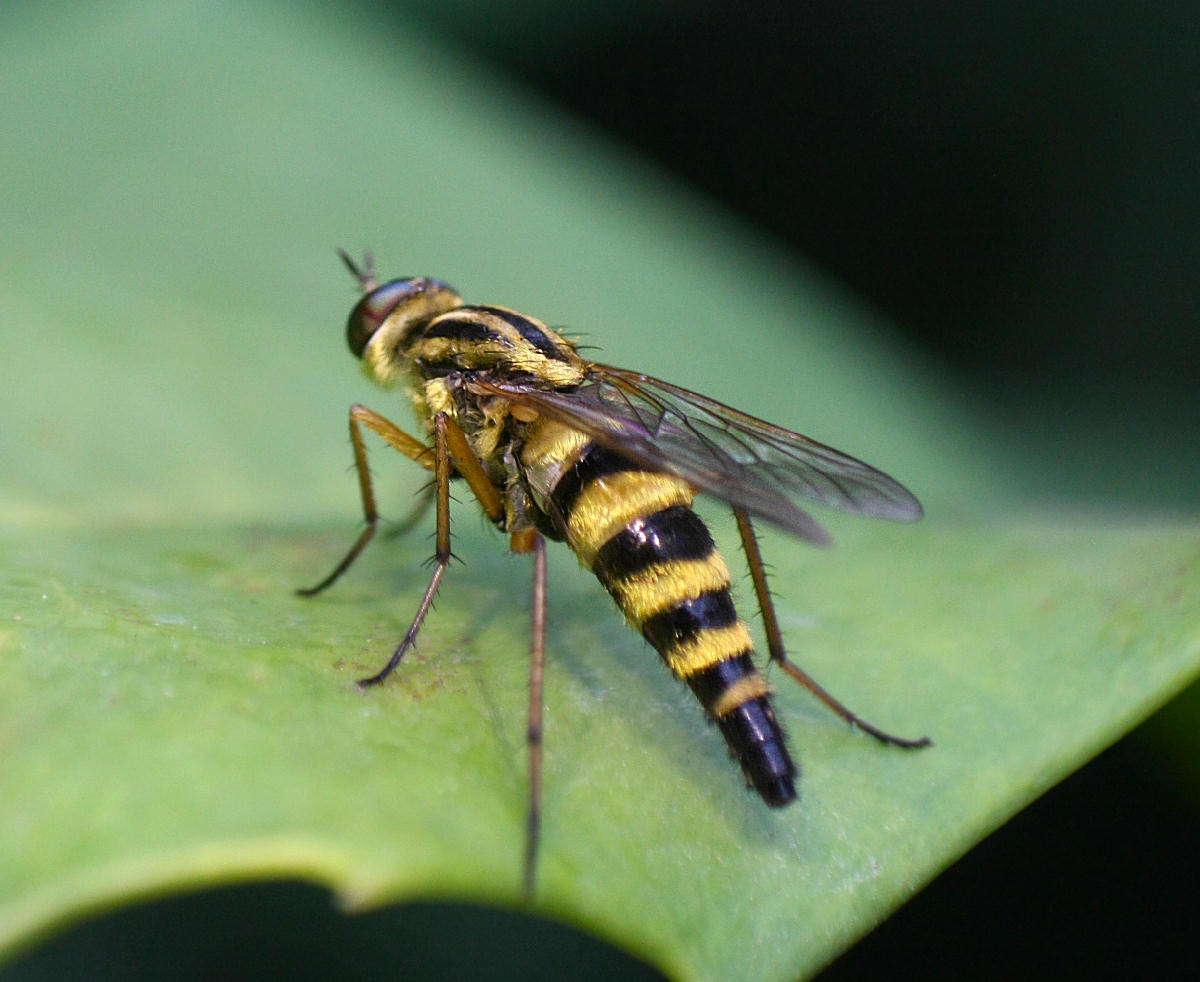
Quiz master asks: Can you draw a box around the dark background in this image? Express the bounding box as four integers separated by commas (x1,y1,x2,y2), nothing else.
429,0,1200,509
8,2,1198,978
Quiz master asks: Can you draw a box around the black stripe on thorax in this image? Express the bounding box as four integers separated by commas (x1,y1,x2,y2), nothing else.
470,305,572,361
640,589,737,655
419,311,495,344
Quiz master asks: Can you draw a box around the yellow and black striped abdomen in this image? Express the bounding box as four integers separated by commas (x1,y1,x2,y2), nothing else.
548,443,798,806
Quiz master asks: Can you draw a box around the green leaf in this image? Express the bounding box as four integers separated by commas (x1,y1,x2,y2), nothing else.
2,3,1198,981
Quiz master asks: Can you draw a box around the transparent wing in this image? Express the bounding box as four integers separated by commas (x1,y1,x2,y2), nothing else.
476,364,922,544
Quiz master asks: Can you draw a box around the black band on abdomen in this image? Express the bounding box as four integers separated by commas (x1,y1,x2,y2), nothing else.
592,505,715,585
640,589,738,654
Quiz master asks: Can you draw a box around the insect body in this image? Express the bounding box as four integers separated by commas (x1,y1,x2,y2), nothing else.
302,252,929,897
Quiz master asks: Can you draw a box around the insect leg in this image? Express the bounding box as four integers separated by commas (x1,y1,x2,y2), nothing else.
734,507,932,750
356,412,502,688
297,405,436,598
438,412,505,526
510,529,547,901
383,482,436,540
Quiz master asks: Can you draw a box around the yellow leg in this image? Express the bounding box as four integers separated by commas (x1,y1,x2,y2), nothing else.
297,405,435,597
302,403,550,895
298,405,505,597
733,507,932,749
296,408,500,683
513,531,547,900
350,412,504,687
383,482,436,540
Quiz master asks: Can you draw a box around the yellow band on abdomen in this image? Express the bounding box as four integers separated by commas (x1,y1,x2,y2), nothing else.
709,673,771,718
608,556,733,625
662,622,756,678
566,471,693,567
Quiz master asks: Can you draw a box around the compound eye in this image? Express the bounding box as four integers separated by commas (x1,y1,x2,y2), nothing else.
346,279,422,357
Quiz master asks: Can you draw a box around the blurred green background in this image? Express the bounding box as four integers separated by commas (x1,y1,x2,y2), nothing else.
3,0,1197,978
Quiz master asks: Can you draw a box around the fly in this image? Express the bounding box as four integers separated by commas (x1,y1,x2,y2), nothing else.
300,251,931,898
